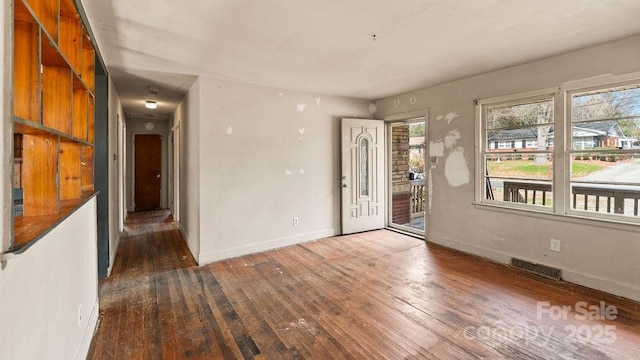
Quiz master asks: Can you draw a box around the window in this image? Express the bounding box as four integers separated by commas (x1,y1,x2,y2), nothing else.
526,140,538,148
360,138,369,196
568,83,640,219
480,95,554,209
477,79,640,224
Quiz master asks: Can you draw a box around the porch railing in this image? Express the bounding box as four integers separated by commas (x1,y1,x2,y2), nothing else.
410,179,425,218
502,180,640,216
572,185,640,216
503,181,551,206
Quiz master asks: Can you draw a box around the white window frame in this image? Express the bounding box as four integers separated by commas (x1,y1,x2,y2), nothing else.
564,78,640,223
475,87,558,213
475,73,640,226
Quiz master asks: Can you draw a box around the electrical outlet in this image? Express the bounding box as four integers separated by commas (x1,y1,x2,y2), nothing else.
293,217,299,226
550,239,561,252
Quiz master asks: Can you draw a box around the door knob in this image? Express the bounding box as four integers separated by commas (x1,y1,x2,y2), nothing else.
157,174,161,178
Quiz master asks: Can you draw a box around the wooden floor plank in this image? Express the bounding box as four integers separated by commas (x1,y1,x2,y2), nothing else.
88,210,640,359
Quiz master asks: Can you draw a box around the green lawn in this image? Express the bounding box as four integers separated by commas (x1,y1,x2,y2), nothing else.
571,162,606,178
487,160,551,179
487,159,607,178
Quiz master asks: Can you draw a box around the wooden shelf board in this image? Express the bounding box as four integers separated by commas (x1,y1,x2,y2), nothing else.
59,0,79,19
23,0,58,41
12,196,95,249
41,33,69,68
14,116,94,146
14,0,36,23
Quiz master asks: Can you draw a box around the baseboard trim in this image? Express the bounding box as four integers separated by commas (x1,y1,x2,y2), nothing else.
77,299,99,360
199,228,339,265
562,269,640,303
428,232,512,264
429,232,640,303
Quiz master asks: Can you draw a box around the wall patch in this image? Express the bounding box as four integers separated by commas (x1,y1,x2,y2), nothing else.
445,112,460,124
444,129,461,149
445,147,470,187
296,103,307,112
226,126,233,135
429,141,444,157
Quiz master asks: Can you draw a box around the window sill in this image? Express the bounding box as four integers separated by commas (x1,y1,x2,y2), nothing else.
473,202,640,232
9,193,99,255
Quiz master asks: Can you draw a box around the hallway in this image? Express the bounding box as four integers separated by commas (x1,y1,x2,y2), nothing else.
88,214,640,359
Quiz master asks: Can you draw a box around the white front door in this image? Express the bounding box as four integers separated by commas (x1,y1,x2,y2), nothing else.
341,118,385,234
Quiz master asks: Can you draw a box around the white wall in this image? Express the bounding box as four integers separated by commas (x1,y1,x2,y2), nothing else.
197,77,373,264
125,118,170,211
0,199,99,360
108,77,124,273
175,78,200,260
376,34,640,302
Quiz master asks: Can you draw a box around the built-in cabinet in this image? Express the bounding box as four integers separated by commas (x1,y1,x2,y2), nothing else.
11,0,96,248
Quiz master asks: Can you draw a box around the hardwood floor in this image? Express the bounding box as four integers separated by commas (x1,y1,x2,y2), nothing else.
88,217,640,359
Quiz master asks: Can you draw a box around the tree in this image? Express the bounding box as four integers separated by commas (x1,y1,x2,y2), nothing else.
573,88,640,140
409,123,425,137
487,99,553,164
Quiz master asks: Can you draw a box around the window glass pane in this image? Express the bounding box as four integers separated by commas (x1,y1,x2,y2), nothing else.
484,154,553,207
570,152,640,217
572,85,640,122
360,138,368,196
486,99,553,130
571,119,640,150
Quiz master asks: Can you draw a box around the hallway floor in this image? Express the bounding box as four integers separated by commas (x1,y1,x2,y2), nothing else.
88,213,640,359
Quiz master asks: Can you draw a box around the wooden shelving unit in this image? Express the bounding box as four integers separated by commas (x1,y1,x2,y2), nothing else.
12,0,96,248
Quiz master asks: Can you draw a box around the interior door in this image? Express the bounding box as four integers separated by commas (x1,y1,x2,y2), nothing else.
135,134,162,210
341,118,385,234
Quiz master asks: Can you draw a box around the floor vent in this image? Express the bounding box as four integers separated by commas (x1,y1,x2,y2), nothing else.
511,258,561,280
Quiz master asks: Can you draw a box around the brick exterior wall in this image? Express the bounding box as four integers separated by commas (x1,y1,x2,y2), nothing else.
391,125,411,224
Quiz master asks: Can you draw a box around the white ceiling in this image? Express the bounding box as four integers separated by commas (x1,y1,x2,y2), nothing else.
81,0,640,120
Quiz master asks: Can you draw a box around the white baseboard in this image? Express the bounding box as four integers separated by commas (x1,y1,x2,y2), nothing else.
562,269,640,303
198,228,339,265
429,232,640,303
77,299,99,360
428,232,513,264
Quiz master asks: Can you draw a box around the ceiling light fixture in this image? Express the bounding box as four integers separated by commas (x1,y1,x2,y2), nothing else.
145,100,157,109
